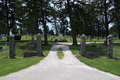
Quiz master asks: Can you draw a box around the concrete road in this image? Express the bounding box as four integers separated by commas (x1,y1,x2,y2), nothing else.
0,44,120,80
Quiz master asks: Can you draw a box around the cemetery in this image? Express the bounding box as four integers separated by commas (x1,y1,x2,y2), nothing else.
0,0,120,79
0,33,120,78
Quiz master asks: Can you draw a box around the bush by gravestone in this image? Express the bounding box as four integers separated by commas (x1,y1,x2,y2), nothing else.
15,35,21,40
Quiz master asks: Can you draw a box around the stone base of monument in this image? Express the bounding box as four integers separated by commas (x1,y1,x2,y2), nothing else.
24,52,37,57
86,52,99,58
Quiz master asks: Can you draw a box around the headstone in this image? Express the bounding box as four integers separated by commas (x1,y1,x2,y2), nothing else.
107,34,113,58
80,34,86,57
37,33,43,56
90,36,92,41
31,36,34,45
104,39,107,45
59,34,63,39
64,35,66,38
86,36,88,40
9,35,15,58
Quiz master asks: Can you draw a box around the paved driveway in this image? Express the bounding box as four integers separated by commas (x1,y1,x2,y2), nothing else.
0,44,120,80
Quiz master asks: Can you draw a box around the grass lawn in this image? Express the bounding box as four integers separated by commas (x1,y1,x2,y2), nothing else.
0,42,51,57
46,36,120,43
69,43,120,76
1,35,120,43
77,57,120,76
57,48,64,59
0,35,120,77
0,41,51,77
0,57,44,77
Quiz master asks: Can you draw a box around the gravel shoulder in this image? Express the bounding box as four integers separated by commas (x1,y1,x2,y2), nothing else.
1,44,120,80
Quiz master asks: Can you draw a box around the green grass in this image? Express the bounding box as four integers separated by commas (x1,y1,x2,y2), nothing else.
77,57,120,76
86,39,104,42
70,44,108,57
57,48,64,59
14,42,51,57
0,42,9,57
69,44,120,76
0,41,51,77
0,57,44,77
0,42,51,57
0,35,52,77
1,35,120,43
70,43,120,57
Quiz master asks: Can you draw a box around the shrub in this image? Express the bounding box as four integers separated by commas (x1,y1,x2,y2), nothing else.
15,35,21,40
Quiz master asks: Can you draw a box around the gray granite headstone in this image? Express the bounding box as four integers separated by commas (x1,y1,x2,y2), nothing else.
59,34,63,39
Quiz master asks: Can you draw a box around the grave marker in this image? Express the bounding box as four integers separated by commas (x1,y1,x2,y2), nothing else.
59,34,63,39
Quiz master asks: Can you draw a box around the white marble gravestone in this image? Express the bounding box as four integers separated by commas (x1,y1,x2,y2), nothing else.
59,34,63,39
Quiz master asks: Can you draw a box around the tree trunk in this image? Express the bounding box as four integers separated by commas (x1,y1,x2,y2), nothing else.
54,18,58,36
7,24,10,42
70,17,77,45
43,21,48,45
104,0,109,45
67,0,77,45
6,0,9,42
117,2,120,39
36,18,39,34
104,0,109,37
72,30,77,45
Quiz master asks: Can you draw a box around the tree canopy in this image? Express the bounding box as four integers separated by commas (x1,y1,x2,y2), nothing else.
0,0,119,44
